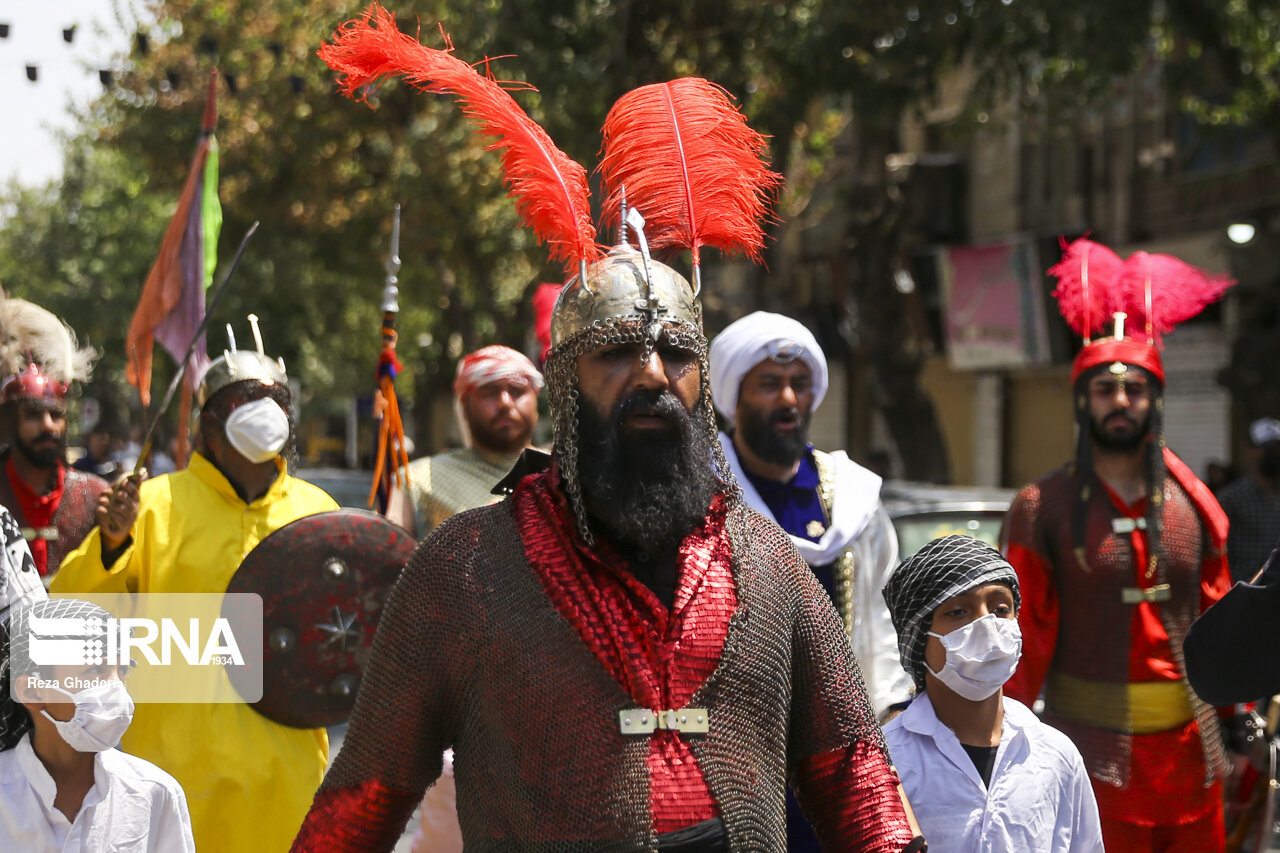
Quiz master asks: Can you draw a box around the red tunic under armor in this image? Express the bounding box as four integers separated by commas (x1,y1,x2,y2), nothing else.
0,456,107,576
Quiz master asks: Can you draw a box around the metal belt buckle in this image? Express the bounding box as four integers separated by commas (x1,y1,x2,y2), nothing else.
21,526,58,542
618,707,709,736
1111,518,1147,534
1121,583,1171,604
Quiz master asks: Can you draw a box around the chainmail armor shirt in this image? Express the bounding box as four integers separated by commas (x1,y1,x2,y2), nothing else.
1002,459,1230,828
290,469,914,852
404,448,523,536
1216,476,1280,582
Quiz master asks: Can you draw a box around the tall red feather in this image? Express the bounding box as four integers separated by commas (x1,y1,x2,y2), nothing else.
597,78,782,266
531,281,562,364
318,3,599,272
1047,237,1125,338
1119,251,1234,344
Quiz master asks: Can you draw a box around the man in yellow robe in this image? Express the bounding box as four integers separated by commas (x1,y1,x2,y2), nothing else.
53,336,338,853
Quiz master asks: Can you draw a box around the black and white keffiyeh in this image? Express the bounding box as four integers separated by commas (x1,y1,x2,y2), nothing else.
882,534,1021,691
0,505,45,751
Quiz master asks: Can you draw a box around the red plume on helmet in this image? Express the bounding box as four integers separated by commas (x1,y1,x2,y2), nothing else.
1047,238,1125,342
1047,237,1235,383
319,4,600,276
1118,250,1234,346
596,78,782,272
531,282,562,365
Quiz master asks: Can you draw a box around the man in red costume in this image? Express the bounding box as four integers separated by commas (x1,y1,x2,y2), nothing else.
1001,238,1234,852
294,10,923,850
0,298,107,580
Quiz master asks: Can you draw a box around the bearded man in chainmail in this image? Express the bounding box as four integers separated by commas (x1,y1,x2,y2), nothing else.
0,295,106,580
1000,238,1235,852
294,8,924,851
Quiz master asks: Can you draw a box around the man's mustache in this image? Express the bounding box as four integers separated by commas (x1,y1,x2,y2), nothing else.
613,389,686,422
1103,411,1138,427
769,407,803,426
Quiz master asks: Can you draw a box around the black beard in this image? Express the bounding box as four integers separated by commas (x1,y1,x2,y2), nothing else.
737,403,810,468
576,389,717,551
15,432,64,469
1089,410,1149,452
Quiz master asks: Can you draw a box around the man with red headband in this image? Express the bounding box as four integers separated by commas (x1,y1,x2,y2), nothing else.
1000,238,1235,851
390,345,543,539
0,298,106,580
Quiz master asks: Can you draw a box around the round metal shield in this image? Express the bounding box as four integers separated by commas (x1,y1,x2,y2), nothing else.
224,509,415,728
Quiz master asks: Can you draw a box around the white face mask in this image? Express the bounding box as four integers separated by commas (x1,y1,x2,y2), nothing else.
224,397,289,464
40,678,135,753
926,613,1023,701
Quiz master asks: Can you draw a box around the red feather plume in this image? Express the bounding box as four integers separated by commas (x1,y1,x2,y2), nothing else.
1119,251,1234,344
531,281,562,364
318,3,600,272
597,78,782,266
1047,238,1125,338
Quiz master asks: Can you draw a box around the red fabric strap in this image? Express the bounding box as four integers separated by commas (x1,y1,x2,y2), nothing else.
1162,447,1228,549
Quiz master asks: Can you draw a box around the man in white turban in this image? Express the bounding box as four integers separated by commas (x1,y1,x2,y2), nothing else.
710,312,910,716
710,312,913,853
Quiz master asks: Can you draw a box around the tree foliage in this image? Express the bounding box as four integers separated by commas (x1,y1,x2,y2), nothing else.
3,0,1280,471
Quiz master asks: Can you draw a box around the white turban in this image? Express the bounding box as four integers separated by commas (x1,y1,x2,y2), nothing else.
709,312,828,421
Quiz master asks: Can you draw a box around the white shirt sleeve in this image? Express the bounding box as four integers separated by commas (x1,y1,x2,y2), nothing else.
1066,748,1105,852
148,776,197,853
852,506,913,715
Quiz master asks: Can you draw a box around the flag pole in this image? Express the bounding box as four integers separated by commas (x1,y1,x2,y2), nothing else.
132,220,258,476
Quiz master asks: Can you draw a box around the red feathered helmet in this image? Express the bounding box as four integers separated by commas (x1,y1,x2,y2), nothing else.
1048,238,1234,386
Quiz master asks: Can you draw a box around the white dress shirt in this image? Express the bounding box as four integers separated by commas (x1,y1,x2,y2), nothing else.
0,734,195,852
884,693,1104,852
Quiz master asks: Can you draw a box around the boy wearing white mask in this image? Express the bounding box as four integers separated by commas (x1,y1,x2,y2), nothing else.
882,535,1104,852
0,598,195,851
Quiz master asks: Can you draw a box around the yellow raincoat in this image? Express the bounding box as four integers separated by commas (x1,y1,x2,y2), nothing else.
53,452,338,853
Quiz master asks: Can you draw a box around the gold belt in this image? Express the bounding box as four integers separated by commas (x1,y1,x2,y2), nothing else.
1045,672,1194,734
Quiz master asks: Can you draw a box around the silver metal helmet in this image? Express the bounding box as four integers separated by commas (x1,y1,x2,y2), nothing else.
549,244,703,350
542,214,731,543
198,314,288,407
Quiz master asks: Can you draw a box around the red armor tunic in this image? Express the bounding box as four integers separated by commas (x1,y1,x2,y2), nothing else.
1003,449,1230,830
290,470,914,851
0,455,107,576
